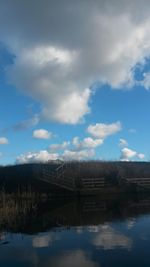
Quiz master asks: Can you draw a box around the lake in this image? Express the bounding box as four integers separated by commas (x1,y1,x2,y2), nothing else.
0,193,150,266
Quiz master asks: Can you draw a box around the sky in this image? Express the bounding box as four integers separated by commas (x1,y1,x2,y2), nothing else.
1,0,150,164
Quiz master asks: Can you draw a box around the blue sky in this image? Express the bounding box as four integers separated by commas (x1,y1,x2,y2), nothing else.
1,0,150,164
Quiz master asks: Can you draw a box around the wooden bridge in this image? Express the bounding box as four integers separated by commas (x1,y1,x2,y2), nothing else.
124,177,150,191
36,162,150,194
37,162,110,194
38,162,76,191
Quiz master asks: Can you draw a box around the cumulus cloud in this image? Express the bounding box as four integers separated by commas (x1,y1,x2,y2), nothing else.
119,138,128,147
140,72,150,90
62,149,95,161
87,122,122,139
120,147,145,161
138,153,145,159
15,120,123,163
1,1,150,123
16,150,58,164
49,136,101,160
121,147,137,160
16,147,95,163
8,45,91,124
0,137,9,145
73,136,103,150
49,141,70,152
49,136,103,154
33,129,52,139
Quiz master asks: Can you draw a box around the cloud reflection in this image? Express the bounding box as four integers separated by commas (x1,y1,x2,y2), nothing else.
93,225,132,250
32,232,59,248
126,218,136,229
43,250,99,267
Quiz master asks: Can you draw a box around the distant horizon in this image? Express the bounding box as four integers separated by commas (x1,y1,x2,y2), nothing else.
1,159,150,168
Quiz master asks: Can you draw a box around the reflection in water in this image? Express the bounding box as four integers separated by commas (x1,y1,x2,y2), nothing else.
32,232,59,248
46,250,99,267
1,193,150,266
126,218,136,229
87,226,100,233
0,232,6,242
0,232,8,247
0,247,39,266
93,225,132,250
1,193,150,233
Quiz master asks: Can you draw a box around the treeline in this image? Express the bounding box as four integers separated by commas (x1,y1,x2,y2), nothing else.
0,163,57,192
0,161,150,193
63,161,150,179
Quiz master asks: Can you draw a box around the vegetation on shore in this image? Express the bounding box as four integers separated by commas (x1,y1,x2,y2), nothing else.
0,161,150,193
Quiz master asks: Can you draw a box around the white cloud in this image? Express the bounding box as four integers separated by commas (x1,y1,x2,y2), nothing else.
49,135,103,159
140,72,150,90
87,122,121,139
138,153,145,159
49,141,70,152
42,88,91,124
119,138,128,147
62,149,95,161
121,148,137,160
0,137,9,145
16,150,58,164
49,136,103,154
73,136,103,149
16,147,95,163
120,147,145,161
1,1,150,123
8,45,91,124
33,129,52,139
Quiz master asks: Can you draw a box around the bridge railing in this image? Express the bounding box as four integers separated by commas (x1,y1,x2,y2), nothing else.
41,162,76,191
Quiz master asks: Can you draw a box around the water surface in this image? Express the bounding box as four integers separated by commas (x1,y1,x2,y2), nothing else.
0,193,150,267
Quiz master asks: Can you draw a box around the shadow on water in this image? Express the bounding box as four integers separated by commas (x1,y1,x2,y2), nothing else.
0,192,150,234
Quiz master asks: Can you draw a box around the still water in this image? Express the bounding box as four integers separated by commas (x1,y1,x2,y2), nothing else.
0,193,150,266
